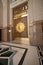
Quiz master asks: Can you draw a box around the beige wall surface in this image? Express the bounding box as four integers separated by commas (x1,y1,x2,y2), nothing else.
2,0,8,41
0,0,3,28
32,0,43,21
29,0,43,45
29,0,43,23
2,0,8,27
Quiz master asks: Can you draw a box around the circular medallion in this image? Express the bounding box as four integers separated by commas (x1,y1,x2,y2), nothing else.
16,22,25,33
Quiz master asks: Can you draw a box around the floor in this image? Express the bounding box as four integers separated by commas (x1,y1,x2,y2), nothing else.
0,42,40,65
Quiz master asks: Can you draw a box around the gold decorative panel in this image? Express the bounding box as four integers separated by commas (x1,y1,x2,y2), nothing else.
13,2,28,38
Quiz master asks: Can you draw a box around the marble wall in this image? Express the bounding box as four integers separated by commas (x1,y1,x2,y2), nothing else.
0,0,3,28
29,0,43,45
0,0,43,44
